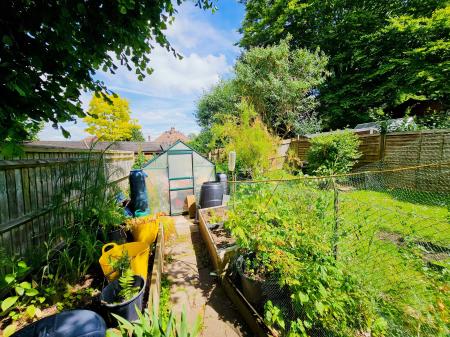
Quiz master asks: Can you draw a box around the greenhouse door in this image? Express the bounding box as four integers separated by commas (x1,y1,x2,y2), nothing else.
167,149,194,215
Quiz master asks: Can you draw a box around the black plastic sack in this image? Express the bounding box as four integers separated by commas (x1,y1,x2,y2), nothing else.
129,169,149,215
11,310,106,337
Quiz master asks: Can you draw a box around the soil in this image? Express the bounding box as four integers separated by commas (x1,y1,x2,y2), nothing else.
210,227,236,250
201,207,236,250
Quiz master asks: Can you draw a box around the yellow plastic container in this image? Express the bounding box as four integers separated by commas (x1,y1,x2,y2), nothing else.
130,218,158,245
99,242,150,282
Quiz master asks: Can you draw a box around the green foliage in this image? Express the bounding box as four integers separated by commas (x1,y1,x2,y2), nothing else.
0,0,215,146
239,0,449,129
306,131,361,175
195,38,329,142
133,150,148,169
131,128,146,142
196,80,241,130
159,275,172,331
227,172,450,336
0,261,47,335
84,94,142,141
210,99,278,177
264,300,286,334
235,37,329,137
226,181,378,337
187,130,214,155
107,304,202,337
117,269,140,303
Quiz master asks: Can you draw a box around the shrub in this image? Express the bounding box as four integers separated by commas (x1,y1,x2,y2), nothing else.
307,131,361,175
210,99,278,178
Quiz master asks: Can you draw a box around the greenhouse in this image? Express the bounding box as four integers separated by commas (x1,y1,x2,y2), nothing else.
143,140,216,215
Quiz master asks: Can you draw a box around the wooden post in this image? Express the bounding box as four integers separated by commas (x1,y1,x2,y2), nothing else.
379,133,386,163
332,178,339,260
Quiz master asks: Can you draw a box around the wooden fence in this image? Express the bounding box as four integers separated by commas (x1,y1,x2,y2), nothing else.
208,129,450,173
0,146,134,266
284,129,450,168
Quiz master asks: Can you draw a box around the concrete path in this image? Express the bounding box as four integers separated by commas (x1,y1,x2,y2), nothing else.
165,216,250,337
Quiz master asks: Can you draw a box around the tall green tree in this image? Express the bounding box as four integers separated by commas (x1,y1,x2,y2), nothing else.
130,128,146,142
0,0,214,148
240,0,449,129
195,38,329,141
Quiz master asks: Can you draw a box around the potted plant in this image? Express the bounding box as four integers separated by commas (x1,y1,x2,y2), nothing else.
100,253,145,322
97,196,129,243
236,254,267,305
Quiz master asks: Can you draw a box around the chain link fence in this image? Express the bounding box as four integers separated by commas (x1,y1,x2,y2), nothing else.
226,162,450,337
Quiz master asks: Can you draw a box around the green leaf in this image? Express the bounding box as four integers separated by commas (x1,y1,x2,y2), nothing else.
1,296,19,312
25,288,39,297
297,291,309,304
3,324,16,337
4,274,15,284
315,301,325,315
105,329,120,337
19,281,31,289
15,286,24,296
26,305,36,318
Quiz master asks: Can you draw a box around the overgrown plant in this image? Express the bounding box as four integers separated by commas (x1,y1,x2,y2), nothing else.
209,98,278,178
306,131,361,175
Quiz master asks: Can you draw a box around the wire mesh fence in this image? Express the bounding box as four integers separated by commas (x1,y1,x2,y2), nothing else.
226,162,450,337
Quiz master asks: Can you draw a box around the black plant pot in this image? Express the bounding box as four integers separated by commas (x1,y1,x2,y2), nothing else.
100,275,145,322
240,272,264,305
108,228,127,243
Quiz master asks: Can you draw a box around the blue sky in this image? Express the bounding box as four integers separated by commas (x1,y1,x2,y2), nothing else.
39,1,245,141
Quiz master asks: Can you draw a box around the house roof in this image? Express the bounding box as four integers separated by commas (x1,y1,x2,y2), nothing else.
154,127,189,145
25,141,165,153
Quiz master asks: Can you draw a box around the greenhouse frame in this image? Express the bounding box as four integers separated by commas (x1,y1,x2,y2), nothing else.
143,140,216,215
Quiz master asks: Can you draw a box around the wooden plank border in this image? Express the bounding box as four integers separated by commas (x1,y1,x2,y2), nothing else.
147,223,165,313
198,206,237,276
198,206,275,337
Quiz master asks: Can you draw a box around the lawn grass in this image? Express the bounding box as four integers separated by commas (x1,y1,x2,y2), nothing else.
337,189,450,336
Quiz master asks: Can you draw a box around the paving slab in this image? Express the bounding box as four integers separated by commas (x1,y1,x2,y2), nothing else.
165,216,250,337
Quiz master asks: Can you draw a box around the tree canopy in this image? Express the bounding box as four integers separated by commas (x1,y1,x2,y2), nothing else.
0,0,214,148
84,95,142,141
239,0,449,129
195,38,329,139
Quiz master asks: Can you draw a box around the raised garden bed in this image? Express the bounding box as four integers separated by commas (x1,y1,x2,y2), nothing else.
198,206,237,275
198,206,276,337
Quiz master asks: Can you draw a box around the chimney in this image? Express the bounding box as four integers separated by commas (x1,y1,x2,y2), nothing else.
147,136,151,142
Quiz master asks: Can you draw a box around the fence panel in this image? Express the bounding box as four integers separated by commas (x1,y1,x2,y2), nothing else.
0,146,134,266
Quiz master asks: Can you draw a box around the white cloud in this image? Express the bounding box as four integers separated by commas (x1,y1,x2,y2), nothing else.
38,1,240,141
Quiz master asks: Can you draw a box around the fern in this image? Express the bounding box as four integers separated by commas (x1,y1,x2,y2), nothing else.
117,269,139,302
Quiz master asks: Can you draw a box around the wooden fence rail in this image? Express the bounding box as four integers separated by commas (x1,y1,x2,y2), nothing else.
0,146,134,268
207,129,450,174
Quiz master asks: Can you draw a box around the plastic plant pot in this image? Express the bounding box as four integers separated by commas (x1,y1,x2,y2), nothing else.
100,275,146,322
108,227,127,243
240,272,264,305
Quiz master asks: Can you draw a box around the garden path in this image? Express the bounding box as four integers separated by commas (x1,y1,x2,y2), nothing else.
165,216,250,337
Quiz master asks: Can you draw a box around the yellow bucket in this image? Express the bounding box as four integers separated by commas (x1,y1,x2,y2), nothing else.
99,242,150,282
130,218,159,245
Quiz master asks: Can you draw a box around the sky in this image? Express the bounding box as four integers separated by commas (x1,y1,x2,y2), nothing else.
38,1,245,141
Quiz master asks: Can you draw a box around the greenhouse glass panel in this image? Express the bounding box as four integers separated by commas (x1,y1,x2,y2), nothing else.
143,141,215,215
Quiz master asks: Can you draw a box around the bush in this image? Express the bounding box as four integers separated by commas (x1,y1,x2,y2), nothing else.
210,99,278,178
307,131,361,175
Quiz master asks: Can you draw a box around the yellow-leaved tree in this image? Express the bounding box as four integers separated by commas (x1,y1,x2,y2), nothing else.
84,94,142,141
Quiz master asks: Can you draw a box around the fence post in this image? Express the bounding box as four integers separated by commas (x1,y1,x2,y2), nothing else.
332,178,339,260
379,133,386,162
